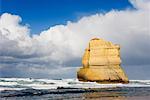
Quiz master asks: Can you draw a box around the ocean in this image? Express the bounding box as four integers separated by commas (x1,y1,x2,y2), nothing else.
0,78,150,100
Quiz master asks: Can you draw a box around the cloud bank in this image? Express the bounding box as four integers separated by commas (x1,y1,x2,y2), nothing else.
0,0,150,79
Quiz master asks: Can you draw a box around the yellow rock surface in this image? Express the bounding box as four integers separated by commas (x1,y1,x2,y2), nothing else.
77,38,129,83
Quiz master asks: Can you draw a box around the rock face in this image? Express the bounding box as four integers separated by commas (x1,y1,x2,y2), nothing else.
77,38,129,83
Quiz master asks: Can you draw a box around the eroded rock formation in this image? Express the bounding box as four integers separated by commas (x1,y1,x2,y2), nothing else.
77,38,129,83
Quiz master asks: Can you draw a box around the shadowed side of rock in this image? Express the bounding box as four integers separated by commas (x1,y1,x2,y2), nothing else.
77,38,129,84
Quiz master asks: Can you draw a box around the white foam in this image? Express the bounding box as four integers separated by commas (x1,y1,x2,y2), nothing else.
0,82,18,86
0,78,150,91
0,87,26,91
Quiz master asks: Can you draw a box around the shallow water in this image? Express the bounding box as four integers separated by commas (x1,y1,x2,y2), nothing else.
0,78,150,100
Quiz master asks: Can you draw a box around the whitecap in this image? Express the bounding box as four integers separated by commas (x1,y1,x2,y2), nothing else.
1,78,150,91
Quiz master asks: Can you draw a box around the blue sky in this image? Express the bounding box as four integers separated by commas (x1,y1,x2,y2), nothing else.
1,0,133,34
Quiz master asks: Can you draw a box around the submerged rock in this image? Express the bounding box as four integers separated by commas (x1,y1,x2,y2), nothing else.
77,38,129,83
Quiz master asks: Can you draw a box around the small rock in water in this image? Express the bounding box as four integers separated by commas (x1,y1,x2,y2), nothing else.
77,38,129,83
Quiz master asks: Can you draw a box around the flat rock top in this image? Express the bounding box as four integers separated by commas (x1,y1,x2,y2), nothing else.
89,38,119,48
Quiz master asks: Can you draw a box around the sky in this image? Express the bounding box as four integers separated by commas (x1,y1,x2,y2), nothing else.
1,0,133,34
0,0,150,79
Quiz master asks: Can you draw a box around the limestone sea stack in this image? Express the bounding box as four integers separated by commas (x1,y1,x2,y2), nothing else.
77,38,129,83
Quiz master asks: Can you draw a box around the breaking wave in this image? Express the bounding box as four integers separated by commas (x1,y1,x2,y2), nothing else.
0,78,150,91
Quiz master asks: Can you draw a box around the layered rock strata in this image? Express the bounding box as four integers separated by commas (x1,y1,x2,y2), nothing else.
77,38,129,83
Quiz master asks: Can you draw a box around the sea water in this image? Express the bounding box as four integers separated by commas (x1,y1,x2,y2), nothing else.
0,78,150,100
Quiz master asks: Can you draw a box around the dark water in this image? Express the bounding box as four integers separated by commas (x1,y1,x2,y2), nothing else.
1,87,150,100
